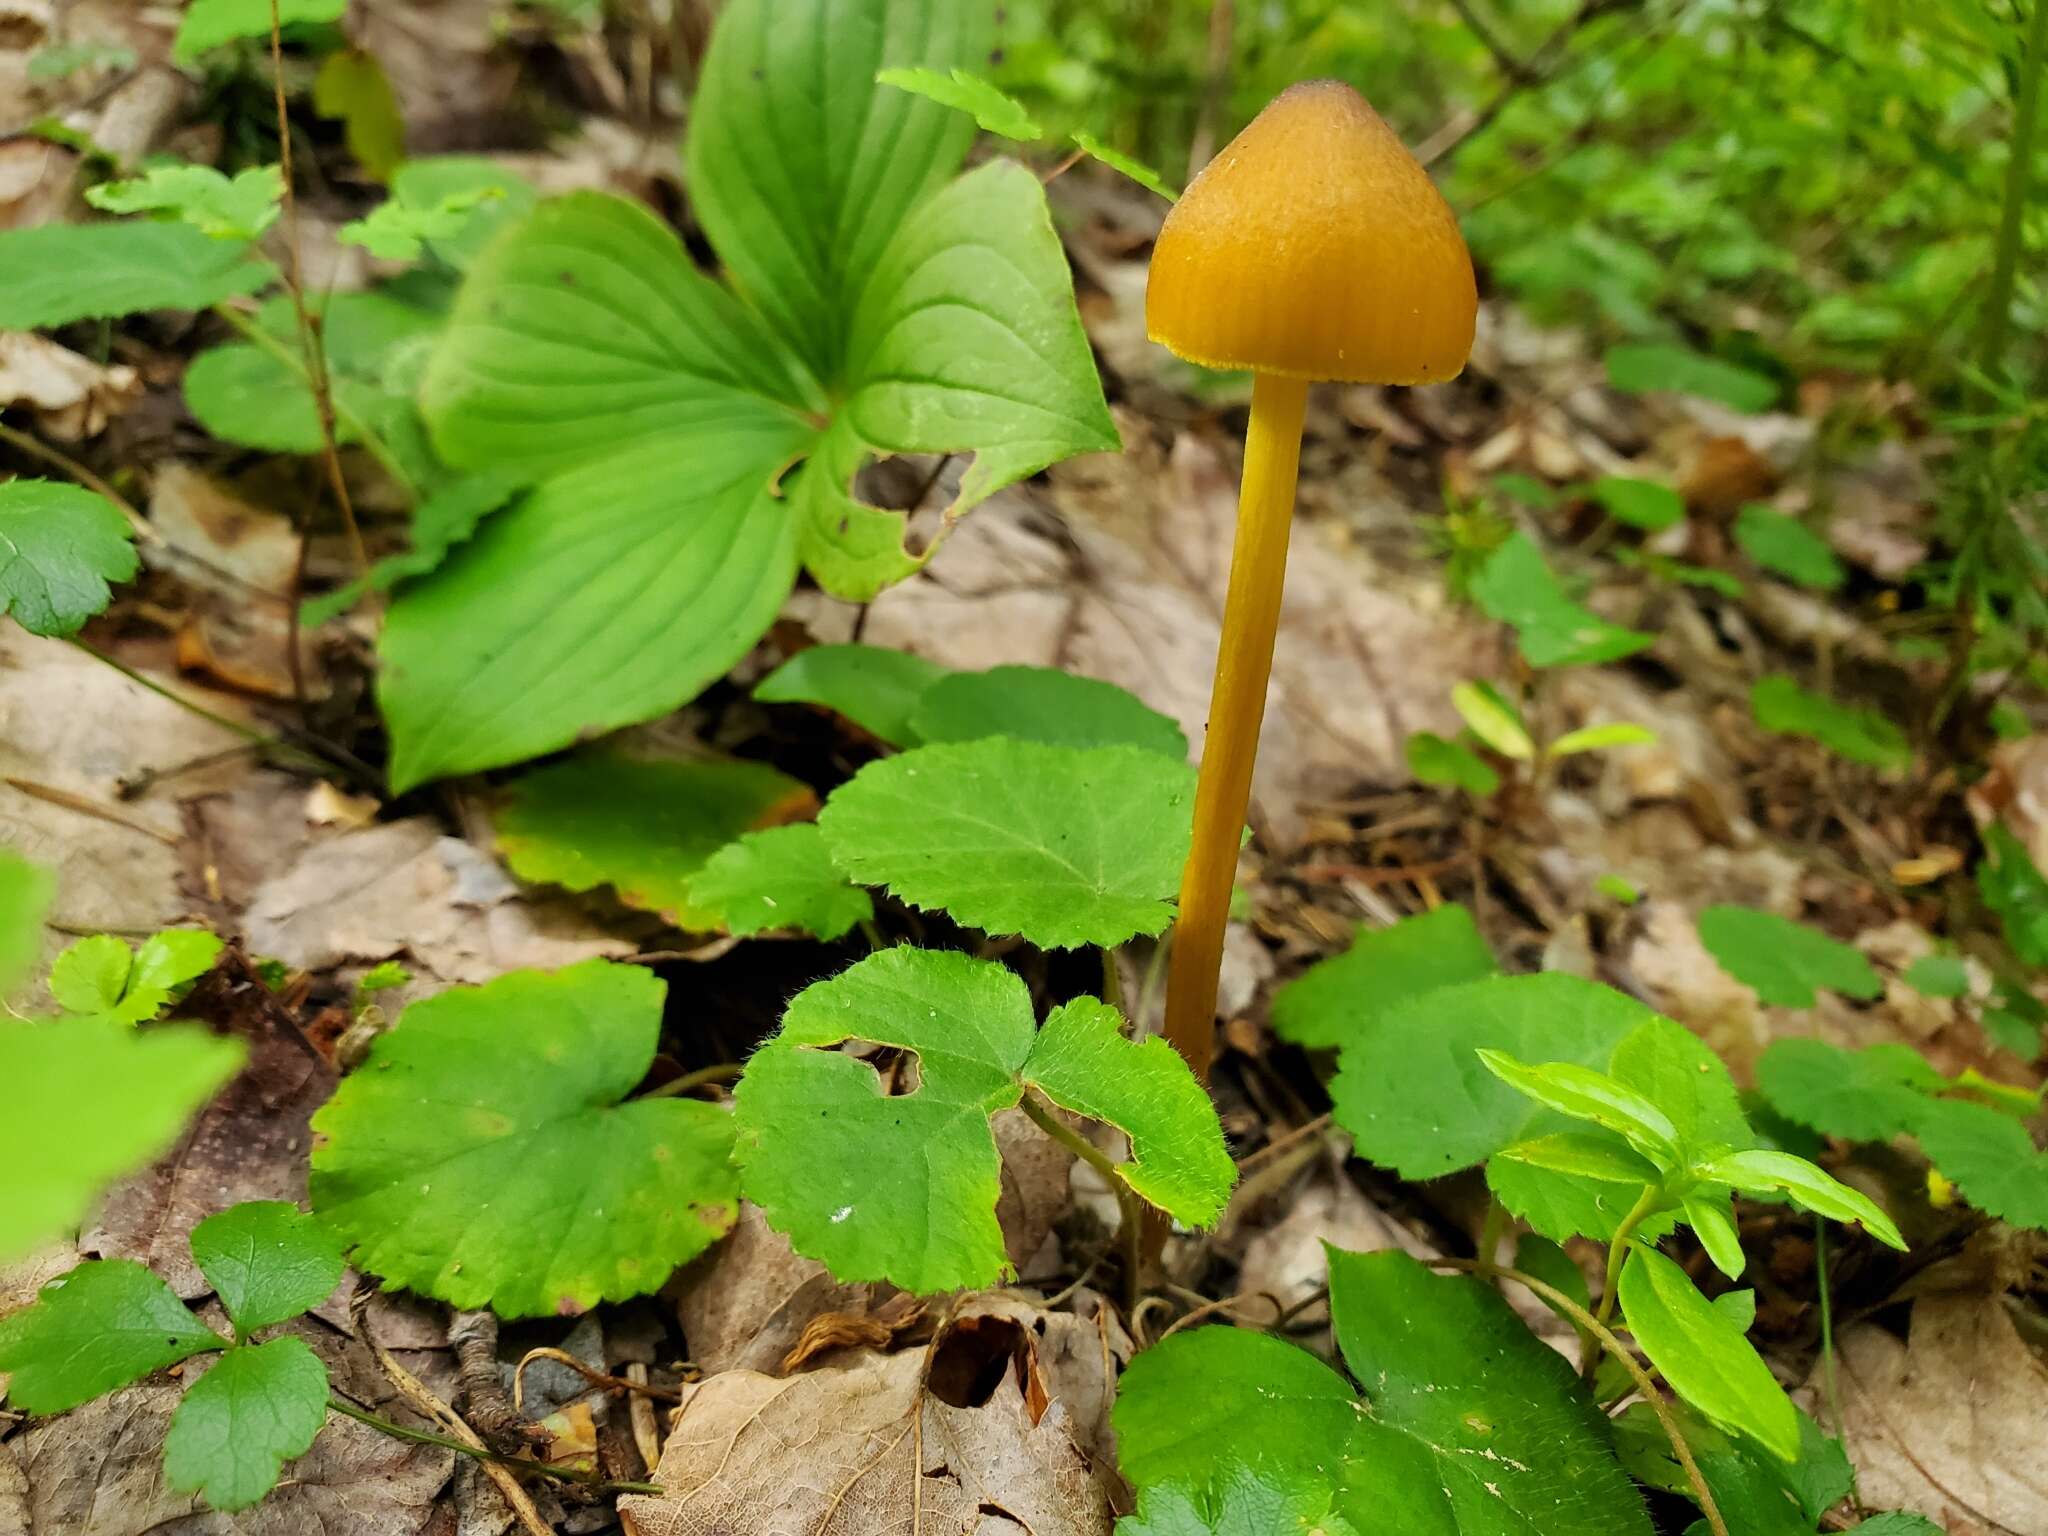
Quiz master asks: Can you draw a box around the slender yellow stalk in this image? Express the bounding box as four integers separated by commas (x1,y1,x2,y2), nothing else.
1161,371,1309,1081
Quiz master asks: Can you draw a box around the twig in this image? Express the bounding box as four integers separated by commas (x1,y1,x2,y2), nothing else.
624,1364,662,1475
4,776,179,847
1156,1288,1283,1343
324,1396,663,1497
638,1061,743,1099
512,1348,683,1411
449,1309,546,1454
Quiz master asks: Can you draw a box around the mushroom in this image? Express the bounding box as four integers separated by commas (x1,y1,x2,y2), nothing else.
1147,80,1477,1082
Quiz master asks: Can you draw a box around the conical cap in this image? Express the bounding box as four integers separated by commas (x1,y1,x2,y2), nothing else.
1146,81,1476,385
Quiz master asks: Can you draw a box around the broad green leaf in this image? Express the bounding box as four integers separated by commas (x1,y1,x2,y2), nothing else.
301,470,521,625
910,665,1186,757
1449,680,1532,759
1478,1052,1682,1169
163,1337,329,1512
126,929,223,1016
1487,1151,1655,1246
1909,1097,2048,1231
1694,1149,1905,1248
494,752,813,929
794,159,1120,597
379,424,812,789
685,823,874,940
340,187,506,262
1618,1244,1798,1461
1615,1400,1852,1536
1270,903,1496,1051
1406,731,1499,796
1683,1191,1746,1280
0,849,54,994
1849,1517,1946,1535
1710,1288,1757,1333
0,222,273,327
1757,1039,1945,1142
309,960,739,1318
50,933,132,1014
0,480,140,637
312,49,405,182
1606,1015,1753,1155
1697,905,1882,1008
686,0,989,383
86,164,281,241
1071,132,1177,198
1751,675,1910,772
876,66,1041,139
734,948,1231,1291
0,1260,223,1413
1548,722,1656,756
385,158,539,270
1471,533,1653,669
1604,344,1778,413
173,0,347,63
1591,476,1685,533
754,642,949,745
1733,505,1844,591
1,1019,244,1261
1903,953,1969,998
1494,1131,1662,1186
1978,824,2048,968
819,739,1195,949
1120,1469,1347,1536
189,1202,346,1334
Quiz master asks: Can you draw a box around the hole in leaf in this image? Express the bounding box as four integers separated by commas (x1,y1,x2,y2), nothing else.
851,452,967,557
838,1039,922,1097
927,1314,1028,1409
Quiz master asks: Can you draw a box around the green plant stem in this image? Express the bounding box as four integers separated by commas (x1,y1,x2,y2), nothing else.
1978,0,2048,376
324,1396,662,1495
1431,1258,1729,1536
638,1061,743,1099
1475,1195,1508,1281
0,421,158,545
1814,1213,1842,1437
1584,1184,1661,1374
1019,1090,1144,1312
1099,945,1126,1016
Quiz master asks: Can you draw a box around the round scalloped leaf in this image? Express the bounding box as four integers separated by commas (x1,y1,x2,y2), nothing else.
189,1201,345,1335
163,1336,329,1511
908,665,1188,757
309,960,738,1318
1697,905,1882,1008
0,480,140,638
818,739,1196,949
684,823,873,940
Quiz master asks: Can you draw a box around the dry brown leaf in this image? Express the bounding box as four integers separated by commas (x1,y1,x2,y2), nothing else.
671,1202,886,1378
0,332,139,438
1235,1161,1440,1334
1968,734,2048,874
781,1297,927,1374
1829,1293,2048,1535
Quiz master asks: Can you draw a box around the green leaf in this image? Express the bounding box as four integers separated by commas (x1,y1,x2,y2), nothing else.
1733,505,1845,591
1903,953,1970,999
1710,1288,1757,1333
1494,1130,1662,1186
312,49,405,182
685,823,874,940
1591,476,1686,533
0,1260,224,1413
734,948,1231,1291
1548,722,1657,757
80,928,224,1025
1270,903,1496,1051
1604,344,1778,413
385,158,539,271
1682,1191,1747,1281
1756,1039,1944,1143
1751,675,1910,772
341,186,507,262
1615,1401,1852,1536
818,739,1195,949
1607,1015,1753,1155
1978,823,2048,968
86,163,282,241
1848,1516,1945,1535
1487,1153,1654,1246
1329,973,1651,1179
1071,132,1177,199
1406,731,1500,796
1513,1233,1592,1314
301,471,521,624
1697,905,1883,1008
0,849,54,995
173,0,347,63
909,665,1186,757
1909,1098,2048,1231
163,1337,329,1511
379,426,812,790
1597,874,1643,904
792,159,1119,597
308,960,740,1318
1471,533,1654,669
0,221,273,327
1618,1243,1798,1461
754,642,949,746
0,480,141,638
189,1202,345,1334
876,66,1041,139
685,0,988,383
1694,1149,1905,1248
493,752,813,930
1449,680,1532,760
1478,1052,1682,1170
1,1019,245,1261
50,933,133,1014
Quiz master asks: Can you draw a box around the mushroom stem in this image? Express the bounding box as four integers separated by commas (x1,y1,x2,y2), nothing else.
1162,370,1309,1082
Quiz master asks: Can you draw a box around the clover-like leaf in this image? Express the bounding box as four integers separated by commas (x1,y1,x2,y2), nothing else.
340,186,505,262
86,163,282,241
0,480,140,638
55,928,223,1024
909,665,1187,758
1619,1243,1798,1461
309,960,739,1318
163,1337,329,1511
733,948,1231,1292
190,1201,346,1335
1751,675,1910,773
1471,532,1654,669
0,1259,224,1413
494,752,815,930
49,933,133,1015
1697,905,1883,1008
1270,903,1496,1051
1695,1149,1905,1249
686,823,874,940
819,739,1196,949
0,222,273,328
754,642,949,746
1478,1051,1684,1170
1733,504,1845,591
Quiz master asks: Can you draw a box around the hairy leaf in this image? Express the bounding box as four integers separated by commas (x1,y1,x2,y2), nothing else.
0,1260,223,1413
910,665,1186,757
0,480,140,637
189,1201,346,1334
686,823,874,940
163,1337,329,1511
0,222,272,327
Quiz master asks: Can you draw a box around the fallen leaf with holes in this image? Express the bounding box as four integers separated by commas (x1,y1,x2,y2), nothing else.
0,331,140,439
673,1202,887,1377
622,1298,1114,1536
1828,1293,2048,1534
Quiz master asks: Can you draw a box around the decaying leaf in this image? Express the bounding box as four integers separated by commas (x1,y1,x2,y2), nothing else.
0,331,140,439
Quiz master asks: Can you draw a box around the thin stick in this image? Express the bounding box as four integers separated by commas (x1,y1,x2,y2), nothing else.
0,422,159,543
511,1347,683,1411
325,1396,663,1496
4,776,180,846
1098,946,1126,1015
1019,1091,1145,1312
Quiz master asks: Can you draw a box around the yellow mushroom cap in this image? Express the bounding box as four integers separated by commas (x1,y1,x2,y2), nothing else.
1146,80,1477,386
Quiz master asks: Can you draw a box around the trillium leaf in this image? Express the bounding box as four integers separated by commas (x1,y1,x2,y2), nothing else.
189,1201,346,1334
754,642,950,746
686,823,874,940
163,1337,329,1512
309,960,740,1318
1697,905,1883,1008
0,222,273,328
0,1259,224,1413
0,480,140,637
818,739,1196,949
909,665,1187,757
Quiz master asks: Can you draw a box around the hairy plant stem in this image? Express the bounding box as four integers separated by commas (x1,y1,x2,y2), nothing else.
1978,0,2047,376
1019,1090,1144,1312
638,1061,743,1099
1585,1184,1661,1375
1098,945,1126,1017
1430,1258,1729,1536
324,1396,662,1495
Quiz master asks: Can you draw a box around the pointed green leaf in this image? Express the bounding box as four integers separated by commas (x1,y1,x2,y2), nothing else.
1271,903,1496,1051
0,1260,224,1413
876,66,1041,139
1694,1150,1905,1248
1682,1192,1747,1281
1471,533,1653,669
163,1337,329,1511
189,1202,346,1334
1477,1052,1683,1170
1450,680,1533,760
1406,731,1500,795
1733,505,1844,591
910,665,1186,757
754,642,949,746
1606,1016,1754,1156
819,739,1195,948
50,933,133,1015
1751,676,1910,772
309,960,739,1318
1071,132,1177,198
1697,905,1882,1008
1548,722,1657,757
1604,344,1777,413
0,222,273,327
1590,476,1685,532
1494,1131,1662,1186
685,823,874,940
0,480,140,638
